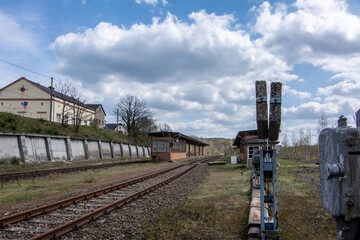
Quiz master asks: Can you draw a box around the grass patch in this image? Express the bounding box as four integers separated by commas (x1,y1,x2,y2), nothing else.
0,162,168,213
142,163,251,240
277,158,336,239
0,112,145,144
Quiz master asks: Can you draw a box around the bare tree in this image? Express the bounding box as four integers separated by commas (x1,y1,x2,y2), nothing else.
318,114,328,134
56,80,75,127
157,122,172,132
115,95,155,138
56,80,91,132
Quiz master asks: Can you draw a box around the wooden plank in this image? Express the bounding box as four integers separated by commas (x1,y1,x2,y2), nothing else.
269,82,282,141
256,81,268,139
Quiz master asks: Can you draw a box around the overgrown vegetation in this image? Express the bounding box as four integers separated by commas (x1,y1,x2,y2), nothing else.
277,158,336,239
0,112,147,144
142,159,251,239
279,128,319,162
0,162,167,213
198,137,233,155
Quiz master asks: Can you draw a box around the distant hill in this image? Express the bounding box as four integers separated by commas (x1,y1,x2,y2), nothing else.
195,137,233,155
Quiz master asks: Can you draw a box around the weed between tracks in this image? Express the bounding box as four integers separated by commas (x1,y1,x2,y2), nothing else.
142,159,251,240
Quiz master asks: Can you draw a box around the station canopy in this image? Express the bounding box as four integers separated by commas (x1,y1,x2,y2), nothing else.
233,130,259,146
149,131,209,146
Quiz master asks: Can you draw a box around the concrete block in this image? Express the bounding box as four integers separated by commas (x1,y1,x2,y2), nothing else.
0,135,21,161
22,136,48,163
88,140,100,160
101,141,112,159
129,145,137,158
121,143,130,157
71,139,86,160
112,143,121,158
49,138,68,161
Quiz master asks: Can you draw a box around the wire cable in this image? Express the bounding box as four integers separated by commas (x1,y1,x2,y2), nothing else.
0,58,52,79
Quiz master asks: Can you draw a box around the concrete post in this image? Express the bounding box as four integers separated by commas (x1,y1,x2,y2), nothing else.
110,142,114,158
98,140,103,159
83,140,89,159
120,143,124,157
45,137,52,161
65,138,73,160
17,135,27,163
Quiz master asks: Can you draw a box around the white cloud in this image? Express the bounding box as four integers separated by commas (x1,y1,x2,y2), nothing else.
254,0,360,64
283,85,312,99
50,2,360,138
0,10,39,56
135,0,168,6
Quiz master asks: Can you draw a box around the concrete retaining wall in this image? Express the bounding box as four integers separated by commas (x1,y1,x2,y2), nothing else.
129,145,137,158
0,133,150,163
121,143,130,157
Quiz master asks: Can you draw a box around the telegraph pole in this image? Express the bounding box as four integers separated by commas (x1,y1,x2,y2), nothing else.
116,108,119,133
49,77,53,122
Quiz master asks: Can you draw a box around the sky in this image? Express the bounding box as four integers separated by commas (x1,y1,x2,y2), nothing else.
1,0,360,142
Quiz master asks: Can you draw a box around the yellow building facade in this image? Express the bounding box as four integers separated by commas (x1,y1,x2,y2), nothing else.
0,77,104,127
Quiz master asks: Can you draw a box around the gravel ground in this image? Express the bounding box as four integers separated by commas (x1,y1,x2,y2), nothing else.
63,163,209,240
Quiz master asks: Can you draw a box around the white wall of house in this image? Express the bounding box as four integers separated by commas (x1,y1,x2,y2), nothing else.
114,125,128,136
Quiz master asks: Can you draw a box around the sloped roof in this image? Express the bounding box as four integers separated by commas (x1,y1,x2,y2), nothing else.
148,131,209,146
85,104,106,116
105,123,126,130
233,130,258,146
233,129,279,146
1,77,104,113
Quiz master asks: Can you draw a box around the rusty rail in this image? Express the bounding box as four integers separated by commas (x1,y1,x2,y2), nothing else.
1,156,216,240
30,164,197,240
0,164,184,228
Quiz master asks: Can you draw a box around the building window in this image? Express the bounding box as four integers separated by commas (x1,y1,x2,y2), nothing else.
1,102,3,105
41,102,43,106
64,116,68,123
84,120,87,125
152,140,169,153
248,146,259,159
171,140,186,152
56,114,61,123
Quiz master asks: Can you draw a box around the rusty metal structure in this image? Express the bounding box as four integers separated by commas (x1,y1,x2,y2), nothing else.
319,114,360,240
248,81,281,239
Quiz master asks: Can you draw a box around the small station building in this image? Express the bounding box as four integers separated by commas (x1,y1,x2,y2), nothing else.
148,131,209,161
233,130,279,167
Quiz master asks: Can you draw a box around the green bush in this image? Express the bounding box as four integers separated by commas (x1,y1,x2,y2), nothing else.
10,157,20,165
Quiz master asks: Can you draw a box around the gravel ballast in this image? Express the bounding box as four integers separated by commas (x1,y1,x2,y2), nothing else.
63,163,209,239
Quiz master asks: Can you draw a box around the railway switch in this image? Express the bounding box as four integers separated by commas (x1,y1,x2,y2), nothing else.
319,115,360,240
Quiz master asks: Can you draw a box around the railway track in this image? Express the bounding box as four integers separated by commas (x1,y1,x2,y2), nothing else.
0,156,218,239
0,160,153,183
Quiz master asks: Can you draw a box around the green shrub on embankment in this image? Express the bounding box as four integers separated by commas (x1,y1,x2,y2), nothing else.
0,112,140,144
